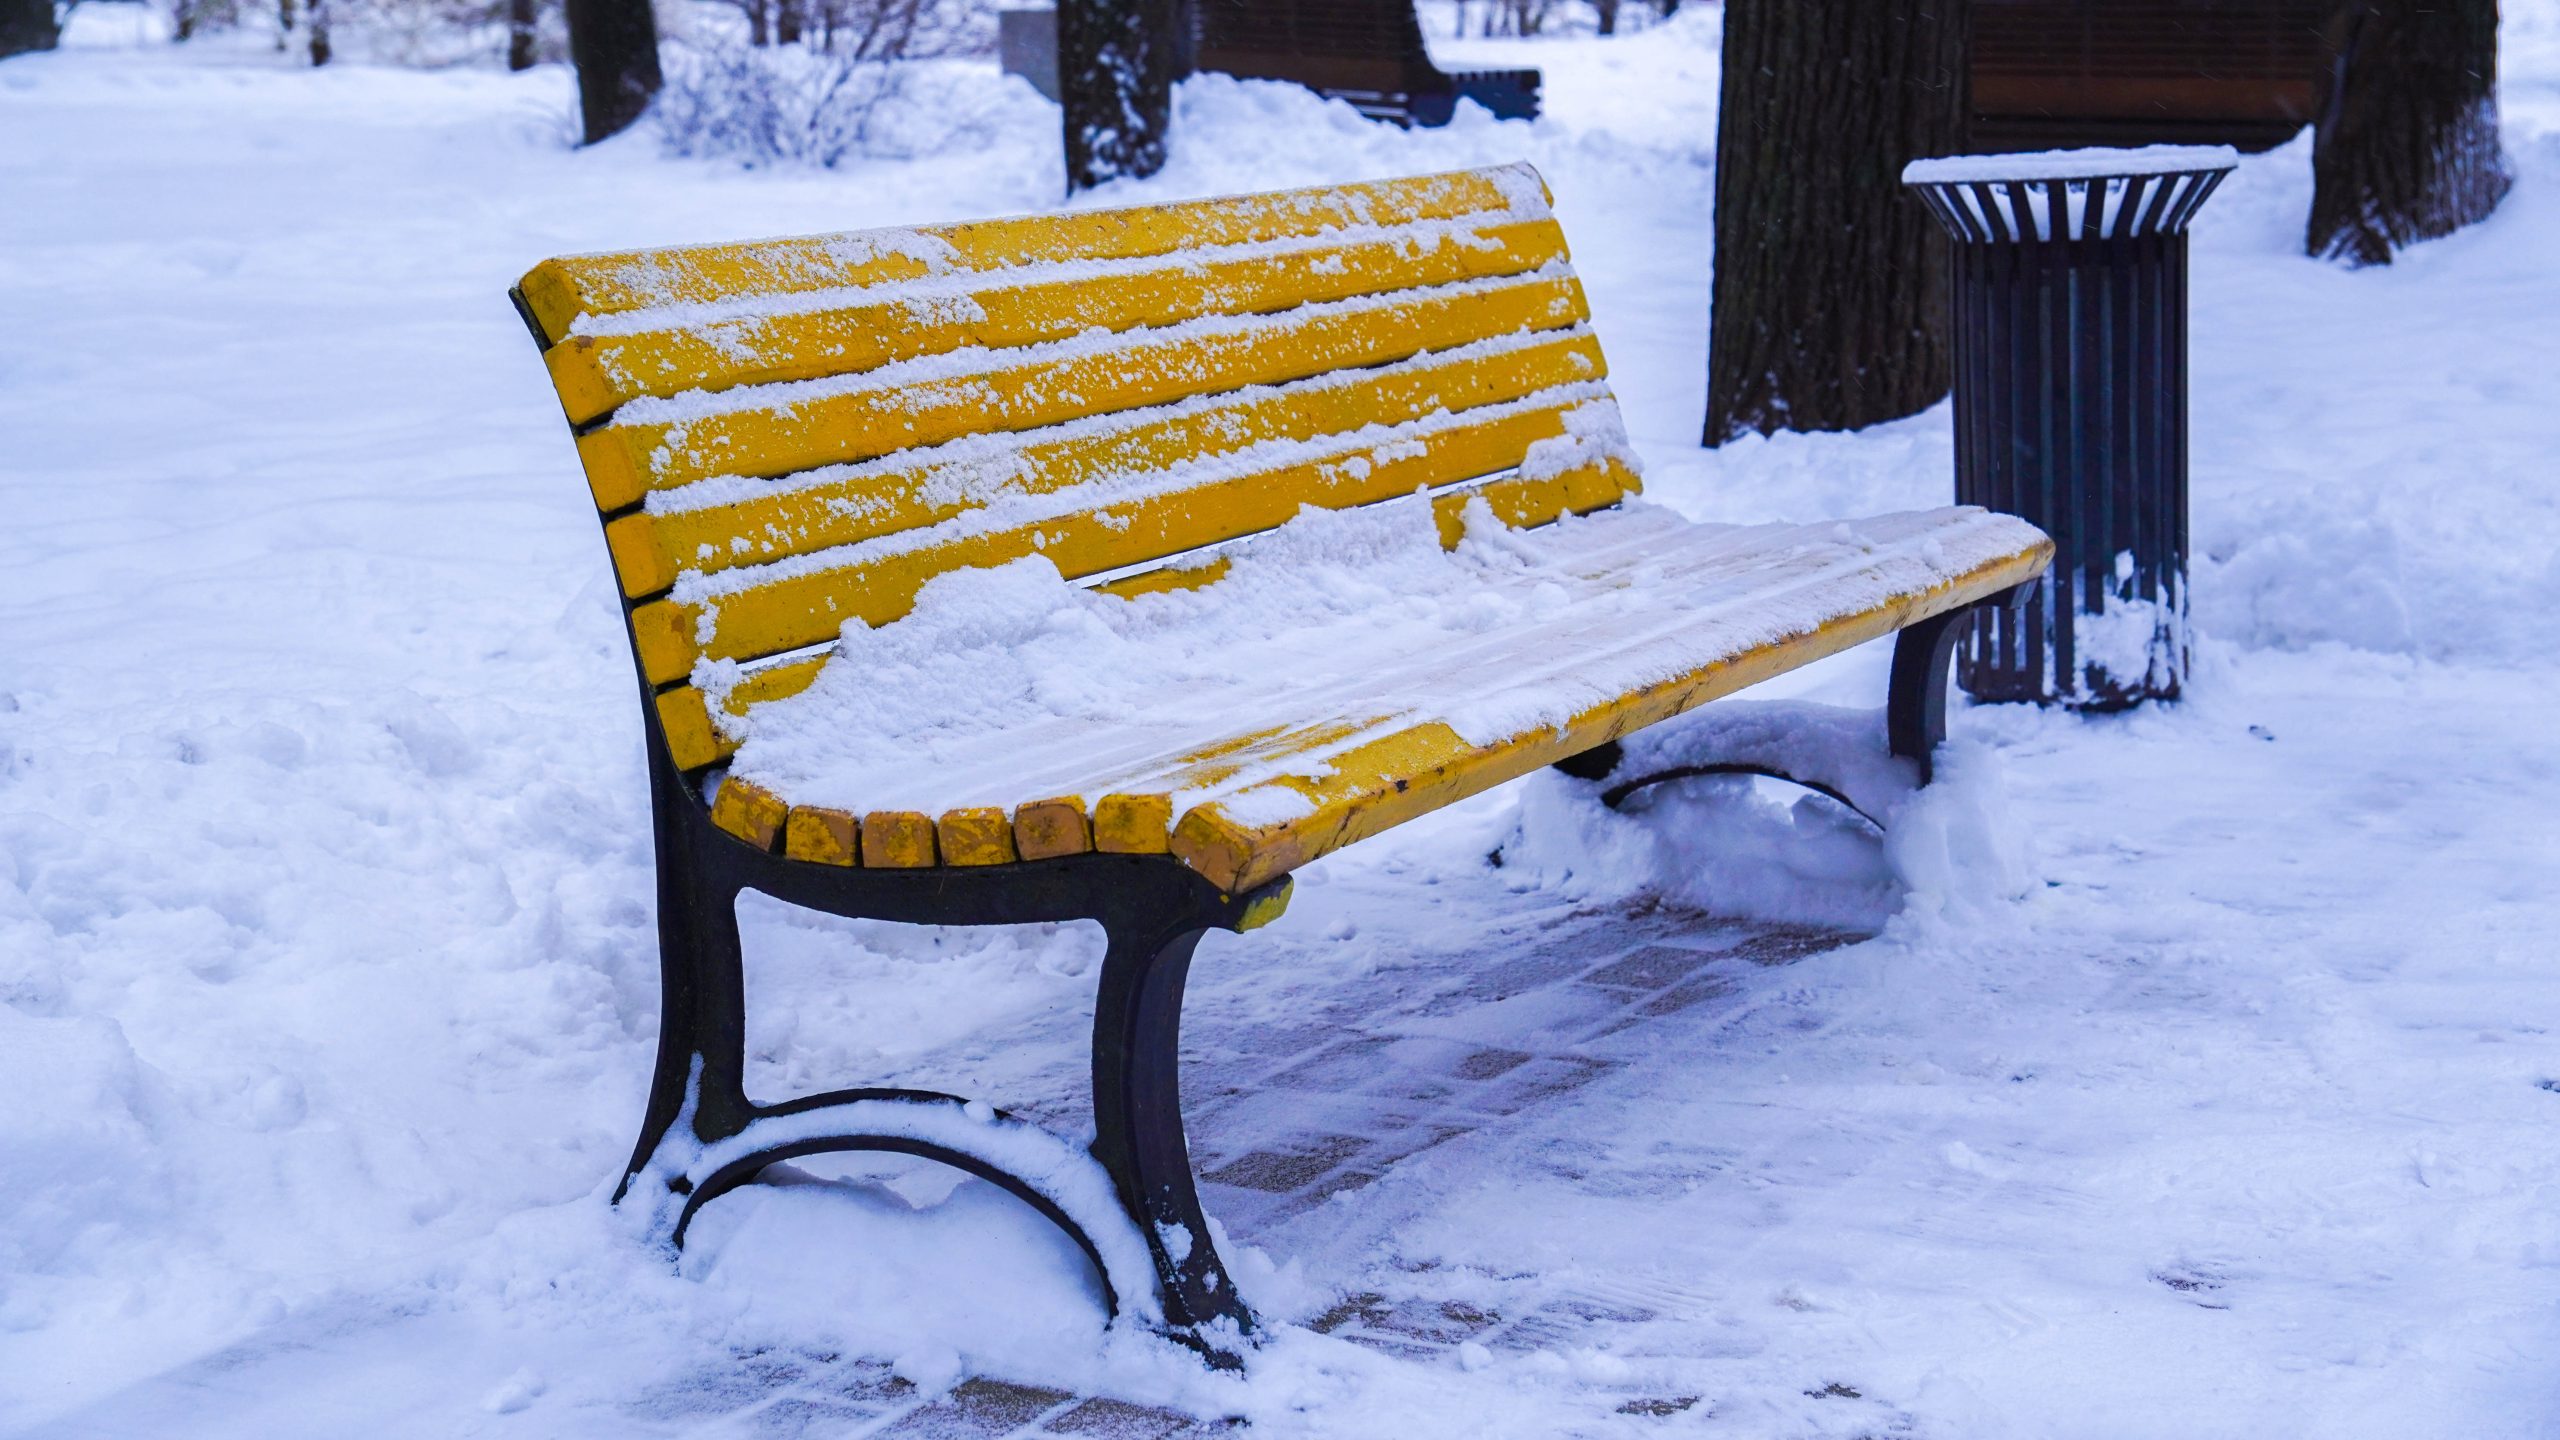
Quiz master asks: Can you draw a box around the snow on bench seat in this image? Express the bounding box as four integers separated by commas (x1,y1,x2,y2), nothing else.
703,499,2048,893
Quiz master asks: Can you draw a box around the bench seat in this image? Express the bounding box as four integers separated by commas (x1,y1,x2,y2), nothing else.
705,501,2046,893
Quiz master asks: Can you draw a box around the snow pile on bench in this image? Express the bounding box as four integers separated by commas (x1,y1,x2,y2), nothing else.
713,496,2046,828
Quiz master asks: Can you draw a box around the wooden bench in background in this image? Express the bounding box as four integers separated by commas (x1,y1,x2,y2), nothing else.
1969,0,2338,153
1190,0,1541,127
510,164,2049,1362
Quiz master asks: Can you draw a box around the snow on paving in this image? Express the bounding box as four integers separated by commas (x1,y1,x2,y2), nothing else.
5,5,2560,1437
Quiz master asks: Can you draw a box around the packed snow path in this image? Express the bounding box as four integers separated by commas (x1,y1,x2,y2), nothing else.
7,8,2560,1437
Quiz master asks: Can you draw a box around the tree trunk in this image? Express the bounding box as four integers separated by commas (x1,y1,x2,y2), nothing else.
2308,0,2510,267
0,0,60,58
1594,0,1618,36
308,0,331,64
776,0,800,45
508,0,538,70
1703,0,1966,445
1056,0,1181,193
565,0,661,143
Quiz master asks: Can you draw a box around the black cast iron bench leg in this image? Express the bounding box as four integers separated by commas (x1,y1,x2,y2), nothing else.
1883,600,1972,786
615,712,1265,1366
1089,888,1259,1357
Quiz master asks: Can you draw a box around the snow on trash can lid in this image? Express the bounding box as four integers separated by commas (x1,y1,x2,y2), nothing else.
1902,145,2240,244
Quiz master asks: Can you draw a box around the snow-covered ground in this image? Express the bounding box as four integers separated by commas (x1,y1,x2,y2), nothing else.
6,6,2560,1436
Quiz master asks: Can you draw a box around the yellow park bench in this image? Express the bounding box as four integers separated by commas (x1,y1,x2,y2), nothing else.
510,163,2050,1364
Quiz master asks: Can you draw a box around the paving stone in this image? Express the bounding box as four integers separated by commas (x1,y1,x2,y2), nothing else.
1202,1134,1368,1193
1429,944,1609,1006
1638,974,1741,1018
1263,1035,1401,1091
1221,1021,1345,1060
1360,1123,1474,1166
1339,1332,1442,1361
1466,1056,1620,1116
808,1358,916,1407
737,1349,816,1389
950,1378,1078,1427
623,1368,774,1422
1042,1397,1199,1438
1581,945,1720,991
1729,927,1858,967
1308,1292,1389,1334
1449,1046,1534,1081
745,1396,885,1436
1369,1298,1500,1344
872,1377,1074,1437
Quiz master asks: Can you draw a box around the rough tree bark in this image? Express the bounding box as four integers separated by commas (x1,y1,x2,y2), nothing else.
1703,0,1966,445
565,0,661,143
2308,0,2511,266
0,0,59,59
1056,0,1182,193
508,0,537,70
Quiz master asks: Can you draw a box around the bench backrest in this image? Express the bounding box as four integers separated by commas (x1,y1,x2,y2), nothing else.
1193,0,1439,94
1970,0,2335,149
514,164,1636,775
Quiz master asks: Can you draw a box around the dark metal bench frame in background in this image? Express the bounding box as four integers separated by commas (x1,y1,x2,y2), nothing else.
1188,0,1540,127
996,0,1540,128
513,287,2010,1367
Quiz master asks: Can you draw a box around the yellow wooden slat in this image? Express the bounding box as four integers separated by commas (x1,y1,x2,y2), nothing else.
1013,796,1093,860
1092,794,1173,854
576,272,1589,505
1429,457,1642,548
517,165,1543,341
653,653,832,770
629,395,1609,683
710,776,787,851
1164,544,2056,893
656,689,730,772
606,513,676,597
784,806,860,866
615,331,1608,593
1091,559,1232,604
936,807,1019,866
861,811,938,868
545,219,1569,425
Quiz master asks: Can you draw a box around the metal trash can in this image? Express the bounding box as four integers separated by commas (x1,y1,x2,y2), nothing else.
1903,146,2236,709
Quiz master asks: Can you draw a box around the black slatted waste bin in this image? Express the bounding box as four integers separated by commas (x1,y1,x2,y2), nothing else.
1903,146,2236,709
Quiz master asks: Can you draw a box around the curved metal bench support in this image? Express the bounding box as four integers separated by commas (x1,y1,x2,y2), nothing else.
671,1124,1122,1314
617,706,1273,1367
1599,763,1885,827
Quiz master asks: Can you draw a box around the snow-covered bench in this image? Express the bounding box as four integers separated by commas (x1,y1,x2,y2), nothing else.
508,164,2051,1364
